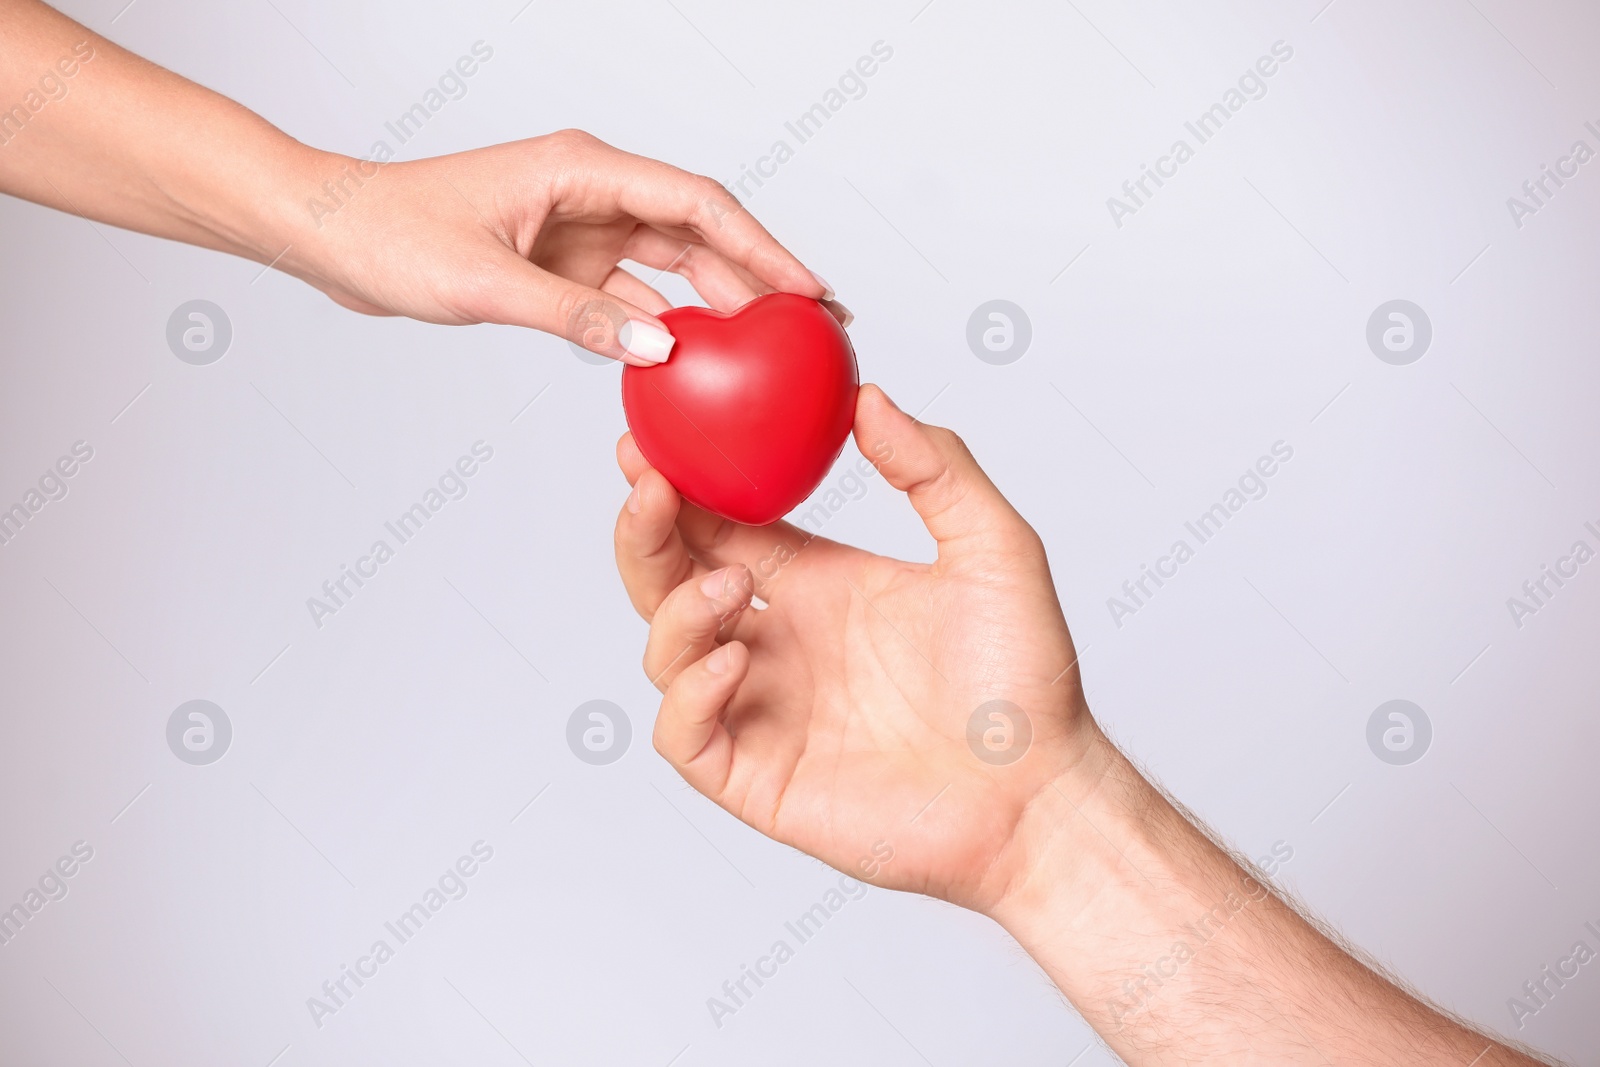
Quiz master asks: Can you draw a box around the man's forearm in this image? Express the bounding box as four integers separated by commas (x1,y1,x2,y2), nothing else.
992,732,1553,1065
0,0,312,262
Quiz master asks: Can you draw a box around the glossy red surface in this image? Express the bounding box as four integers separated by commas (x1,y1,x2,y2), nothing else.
622,293,859,526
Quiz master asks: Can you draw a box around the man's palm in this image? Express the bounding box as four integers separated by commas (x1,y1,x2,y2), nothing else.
615,386,1090,910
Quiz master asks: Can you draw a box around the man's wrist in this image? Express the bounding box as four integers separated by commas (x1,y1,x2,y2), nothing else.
983,729,1257,1018
987,730,1162,938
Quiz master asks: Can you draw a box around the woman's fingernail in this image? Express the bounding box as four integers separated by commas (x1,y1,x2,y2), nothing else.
626,484,642,514
706,644,732,674
700,568,728,600
810,271,835,300
618,319,674,364
835,303,854,328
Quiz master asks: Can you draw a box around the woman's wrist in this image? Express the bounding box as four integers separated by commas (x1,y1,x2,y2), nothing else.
200,136,336,266
190,137,392,308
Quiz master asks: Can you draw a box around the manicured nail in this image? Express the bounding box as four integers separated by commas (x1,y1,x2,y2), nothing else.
706,644,733,675
626,484,642,514
618,319,674,364
810,271,835,300
836,303,854,328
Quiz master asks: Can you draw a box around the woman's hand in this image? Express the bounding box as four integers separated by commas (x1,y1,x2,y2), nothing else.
0,1,835,366
286,130,845,365
612,384,1100,910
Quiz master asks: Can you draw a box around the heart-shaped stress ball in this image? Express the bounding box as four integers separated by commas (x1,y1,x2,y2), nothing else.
622,293,859,526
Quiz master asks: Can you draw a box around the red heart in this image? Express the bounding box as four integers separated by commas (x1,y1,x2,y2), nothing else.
622,293,859,526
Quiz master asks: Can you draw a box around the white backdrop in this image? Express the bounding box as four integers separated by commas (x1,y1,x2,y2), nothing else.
2,0,1598,1063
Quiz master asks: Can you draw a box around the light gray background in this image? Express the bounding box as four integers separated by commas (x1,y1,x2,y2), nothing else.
2,0,1598,1063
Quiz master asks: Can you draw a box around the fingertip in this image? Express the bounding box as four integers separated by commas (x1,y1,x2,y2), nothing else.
617,468,680,558
699,562,755,616
727,229,818,300
653,638,747,778
704,639,748,678
635,468,679,520
793,264,829,299
617,432,651,484
821,298,854,328
529,277,668,366
617,317,675,366
777,264,828,301
726,563,755,608
852,383,912,456
857,382,896,416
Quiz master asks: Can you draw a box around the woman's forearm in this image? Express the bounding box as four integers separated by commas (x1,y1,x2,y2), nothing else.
0,0,314,262
0,0,833,357
992,733,1554,1065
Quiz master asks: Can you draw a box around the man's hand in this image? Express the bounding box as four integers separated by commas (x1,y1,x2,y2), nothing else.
614,383,1096,910
615,386,1557,1066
